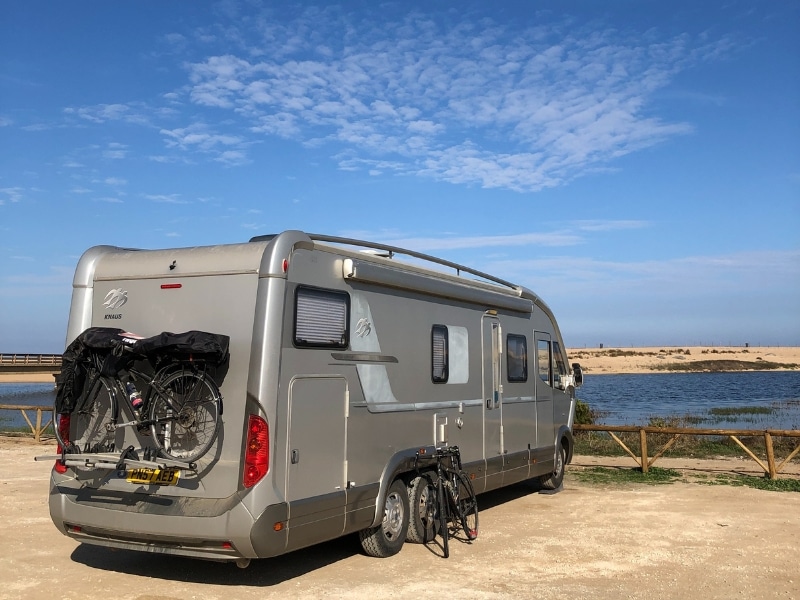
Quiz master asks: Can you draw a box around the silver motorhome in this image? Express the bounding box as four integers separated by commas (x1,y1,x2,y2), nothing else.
46,230,583,565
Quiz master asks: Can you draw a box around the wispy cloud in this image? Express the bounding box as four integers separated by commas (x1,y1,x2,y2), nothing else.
56,9,732,193
0,187,24,203
159,123,250,164
145,193,187,204
173,10,725,191
487,249,800,292
380,231,583,251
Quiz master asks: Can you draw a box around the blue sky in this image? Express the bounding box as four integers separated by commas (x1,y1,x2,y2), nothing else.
1,1,798,353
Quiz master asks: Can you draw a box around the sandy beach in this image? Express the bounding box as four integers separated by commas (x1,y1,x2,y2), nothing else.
1,346,798,383
0,373,57,384
567,345,800,375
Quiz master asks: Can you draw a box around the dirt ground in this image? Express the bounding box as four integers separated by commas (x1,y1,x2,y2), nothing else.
1,436,798,600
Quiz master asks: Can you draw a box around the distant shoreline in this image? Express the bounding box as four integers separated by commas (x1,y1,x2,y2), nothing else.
0,373,56,384
568,346,800,375
1,346,798,383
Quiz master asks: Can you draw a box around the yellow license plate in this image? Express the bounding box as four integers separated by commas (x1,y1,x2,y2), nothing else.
126,467,180,485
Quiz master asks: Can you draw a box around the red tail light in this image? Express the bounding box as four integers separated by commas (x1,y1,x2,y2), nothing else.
55,414,69,474
243,414,269,488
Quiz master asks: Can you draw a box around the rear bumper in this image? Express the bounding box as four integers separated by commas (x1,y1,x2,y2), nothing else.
49,480,289,561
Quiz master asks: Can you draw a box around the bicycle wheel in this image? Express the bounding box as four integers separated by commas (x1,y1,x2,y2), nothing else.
453,470,479,540
148,369,221,463
54,376,117,455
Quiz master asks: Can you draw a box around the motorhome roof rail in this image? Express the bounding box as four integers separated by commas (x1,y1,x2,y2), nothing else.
306,233,520,293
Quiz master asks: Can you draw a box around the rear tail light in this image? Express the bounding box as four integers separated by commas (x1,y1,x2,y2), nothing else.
55,414,69,474
243,415,269,488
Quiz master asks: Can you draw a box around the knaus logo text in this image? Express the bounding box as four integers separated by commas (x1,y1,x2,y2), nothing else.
103,288,128,310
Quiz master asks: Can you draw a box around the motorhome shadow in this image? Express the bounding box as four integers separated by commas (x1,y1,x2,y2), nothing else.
43,230,584,567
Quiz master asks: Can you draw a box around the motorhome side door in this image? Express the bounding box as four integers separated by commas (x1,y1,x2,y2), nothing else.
534,332,555,448
286,376,348,546
482,315,504,484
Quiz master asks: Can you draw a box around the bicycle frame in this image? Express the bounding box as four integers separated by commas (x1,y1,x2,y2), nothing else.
414,445,478,558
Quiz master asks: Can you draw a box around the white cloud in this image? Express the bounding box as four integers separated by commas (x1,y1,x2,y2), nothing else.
145,193,187,204
175,11,718,191
370,230,584,252
0,187,24,203
159,123,250,163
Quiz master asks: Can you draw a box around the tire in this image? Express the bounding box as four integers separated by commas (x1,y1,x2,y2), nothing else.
453,470,479,540
538,442,567,490
54,376,116,456
359,479,410,558
406,472,438,543
149,370,221,463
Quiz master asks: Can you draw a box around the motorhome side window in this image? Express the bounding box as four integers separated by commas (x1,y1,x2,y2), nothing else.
537,339,552,386
552,341,567,385
506,334,527,382
294,287,350,348
431,325,449,383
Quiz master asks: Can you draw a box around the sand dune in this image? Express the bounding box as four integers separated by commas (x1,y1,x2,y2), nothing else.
568,346,800,375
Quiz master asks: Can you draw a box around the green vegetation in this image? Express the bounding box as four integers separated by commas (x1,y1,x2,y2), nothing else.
574,399,600,425
652,360,798,372
571,466,682,485
570,467,800,492
695,474,800,492
571,401,800,492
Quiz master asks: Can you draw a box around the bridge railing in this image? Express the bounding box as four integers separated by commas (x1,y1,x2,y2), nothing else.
0,354,62,366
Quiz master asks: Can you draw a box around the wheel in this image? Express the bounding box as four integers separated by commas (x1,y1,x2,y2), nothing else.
149,370,221,463
406,472,438,543
54,376,117,456
538,442,567,490
359,479,410,558
453,470,479,540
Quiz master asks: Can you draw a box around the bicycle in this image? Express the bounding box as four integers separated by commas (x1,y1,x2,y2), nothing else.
55,329,226,465
414,445,479,558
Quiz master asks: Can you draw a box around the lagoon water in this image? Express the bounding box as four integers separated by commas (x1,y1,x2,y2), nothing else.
578,371,800,430
1,371,800,431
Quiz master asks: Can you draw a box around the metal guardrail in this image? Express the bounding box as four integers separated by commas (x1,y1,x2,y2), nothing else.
574,424,800,480
0,404,54,442
0,354,62,366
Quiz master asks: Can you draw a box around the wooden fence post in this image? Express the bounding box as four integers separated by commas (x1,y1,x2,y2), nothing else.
640,428,648,474
765,432,777,480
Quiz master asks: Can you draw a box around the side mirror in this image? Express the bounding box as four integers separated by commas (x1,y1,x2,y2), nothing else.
572,363,584,388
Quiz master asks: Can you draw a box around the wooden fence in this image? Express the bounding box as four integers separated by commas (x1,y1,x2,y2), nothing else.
574,424,800,479
2,407,799,479
0,404,54,442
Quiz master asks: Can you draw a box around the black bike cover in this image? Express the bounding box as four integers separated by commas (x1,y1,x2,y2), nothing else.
55,327,230,415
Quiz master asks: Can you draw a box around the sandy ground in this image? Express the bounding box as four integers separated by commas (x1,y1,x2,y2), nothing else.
1,435,798,600
567,346,800,375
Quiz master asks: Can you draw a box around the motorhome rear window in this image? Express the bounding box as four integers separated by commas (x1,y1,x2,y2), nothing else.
507,334,528,382
432,325,449,383
294,287,350,348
